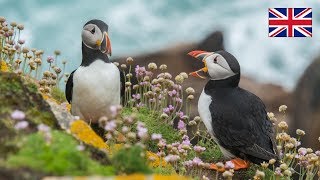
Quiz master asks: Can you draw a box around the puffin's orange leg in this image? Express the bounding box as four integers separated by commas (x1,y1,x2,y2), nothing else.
231,158,250,170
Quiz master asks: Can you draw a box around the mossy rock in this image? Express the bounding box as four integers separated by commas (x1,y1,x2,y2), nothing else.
0,72,58,157
5,131,114,177
0,72,57,127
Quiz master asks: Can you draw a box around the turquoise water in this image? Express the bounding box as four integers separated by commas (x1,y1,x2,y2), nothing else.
1,0,319,89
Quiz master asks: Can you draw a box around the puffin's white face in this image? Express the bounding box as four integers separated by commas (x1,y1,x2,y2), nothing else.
204,53,235,80
82,24,103,49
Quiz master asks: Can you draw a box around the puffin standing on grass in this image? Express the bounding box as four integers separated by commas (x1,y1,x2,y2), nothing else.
65,19,121,123
188,50,278,170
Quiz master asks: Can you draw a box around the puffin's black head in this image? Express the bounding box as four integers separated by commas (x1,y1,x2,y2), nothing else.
82,19,112,56
188,50,241,85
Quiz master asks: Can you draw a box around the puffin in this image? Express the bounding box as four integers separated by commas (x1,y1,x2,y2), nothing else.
65,19,122,123
188,50,278,170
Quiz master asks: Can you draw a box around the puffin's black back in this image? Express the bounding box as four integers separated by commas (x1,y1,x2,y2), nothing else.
206,83,278,164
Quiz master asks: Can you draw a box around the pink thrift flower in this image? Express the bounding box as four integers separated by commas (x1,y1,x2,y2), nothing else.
132,94,141,100
76,144,85,151
37,124,50,133
104,120,116,131
14,121,29,130
194,145,206,153
192,157,203,166
178,120,186,130
298,148,307,156
225,161,235,169
47,56,54,63
175,97,182,103
11,110,25,120
164,154,180,162
151,133,162,140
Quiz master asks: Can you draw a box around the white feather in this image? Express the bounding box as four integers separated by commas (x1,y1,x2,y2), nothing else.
72,60,120,122
205,54,235,80
198,89,235,159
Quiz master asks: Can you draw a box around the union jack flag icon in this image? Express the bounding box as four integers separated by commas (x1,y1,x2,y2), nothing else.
269,8,312,37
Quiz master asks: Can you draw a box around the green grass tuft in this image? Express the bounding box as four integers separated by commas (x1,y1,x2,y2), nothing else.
6,131,115,176
112,145,152,175
197,139,223,162
51,87,66,103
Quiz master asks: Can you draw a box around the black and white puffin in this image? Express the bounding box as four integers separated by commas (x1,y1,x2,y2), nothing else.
65,19,121,122
188,50,278,170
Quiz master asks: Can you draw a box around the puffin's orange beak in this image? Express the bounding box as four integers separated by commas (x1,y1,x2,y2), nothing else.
188,50,211,79
105,32,112,56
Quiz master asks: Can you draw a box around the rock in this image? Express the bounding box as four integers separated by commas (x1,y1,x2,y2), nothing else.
0,72,58,127
0,167,47,180
292,56,320,148
0,72,58,158
46,100,73,130
112,31,290,115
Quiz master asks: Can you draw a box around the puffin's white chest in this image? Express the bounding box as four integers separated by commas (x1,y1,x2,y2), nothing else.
198,90,214,136
198,89,235,159
72,60,120,122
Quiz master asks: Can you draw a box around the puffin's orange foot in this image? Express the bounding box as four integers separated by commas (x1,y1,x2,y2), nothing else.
209,158,250,171
209,163,225,172
230,158,250,170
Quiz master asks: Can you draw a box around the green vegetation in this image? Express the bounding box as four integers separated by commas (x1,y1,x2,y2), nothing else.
122,107,181,152
197,139,223,162
153,166,176,175
6,131,115,176
51,87,66,103
112,145,152,175
0,72,57,128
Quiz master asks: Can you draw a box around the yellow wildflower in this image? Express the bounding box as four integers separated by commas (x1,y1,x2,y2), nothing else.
0,61,9,72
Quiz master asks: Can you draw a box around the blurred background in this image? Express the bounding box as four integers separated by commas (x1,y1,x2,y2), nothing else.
1,0,319,89
1,0,320,147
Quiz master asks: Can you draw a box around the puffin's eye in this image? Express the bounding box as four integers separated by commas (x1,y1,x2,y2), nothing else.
90,27,95,34
213,57,218,63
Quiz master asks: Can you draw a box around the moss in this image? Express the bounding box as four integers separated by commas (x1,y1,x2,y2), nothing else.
26,108,57,127
112,145,152,175
50,87,66,103
6,131,115,176
0,72,57,128
122,108,180,152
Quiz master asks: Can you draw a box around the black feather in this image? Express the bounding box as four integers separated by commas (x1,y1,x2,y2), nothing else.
204,78,278,164
65,70,75,103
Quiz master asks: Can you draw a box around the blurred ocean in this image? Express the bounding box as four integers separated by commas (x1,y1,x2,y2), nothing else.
1,0,319,89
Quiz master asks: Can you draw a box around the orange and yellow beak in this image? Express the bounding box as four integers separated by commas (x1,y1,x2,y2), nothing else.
97,32,112,56
105,32,112,56
188,50,211,79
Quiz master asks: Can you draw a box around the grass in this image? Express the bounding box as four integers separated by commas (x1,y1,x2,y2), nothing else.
51,87,66,103
112,145,152,175
6,130,115,176
122,107,181,152
196,139,223,162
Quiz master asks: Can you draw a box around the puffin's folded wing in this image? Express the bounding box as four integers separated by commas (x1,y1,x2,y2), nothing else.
211,88,278,162
65,70,75,103
244,143,278,161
